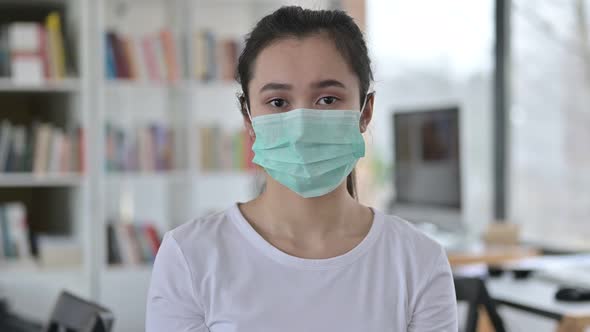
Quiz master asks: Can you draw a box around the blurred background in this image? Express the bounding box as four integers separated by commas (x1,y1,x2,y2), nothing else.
0,0,589,331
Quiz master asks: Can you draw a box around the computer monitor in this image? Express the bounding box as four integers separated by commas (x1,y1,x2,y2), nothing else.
392,106,462,230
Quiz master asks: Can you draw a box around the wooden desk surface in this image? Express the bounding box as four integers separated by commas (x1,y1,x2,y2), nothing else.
447,244,540,267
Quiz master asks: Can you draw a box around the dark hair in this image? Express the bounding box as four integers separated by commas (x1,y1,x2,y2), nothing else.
237,6,373,199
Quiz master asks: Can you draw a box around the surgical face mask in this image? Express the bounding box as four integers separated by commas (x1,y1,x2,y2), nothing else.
247,98,368,198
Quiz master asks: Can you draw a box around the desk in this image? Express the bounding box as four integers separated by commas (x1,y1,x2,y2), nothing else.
448,244,540,331
447,245,540,267
487,276,590,332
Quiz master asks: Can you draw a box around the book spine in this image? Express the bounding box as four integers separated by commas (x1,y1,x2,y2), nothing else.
0,206,4,260
39,26,50,79
6,203,30,260
45,12,66,79
153,36,167,84
115,223,132,265
125,224,142,264
0,120,13,172
74,127,84,173
0,206,12,258
160,29,179,82
206,31,216,81
60,133,71,172
48,128,62,173
122,36,138,80
106,223,122,265
144,224,161,256
105,33,117,80
136,224,153,263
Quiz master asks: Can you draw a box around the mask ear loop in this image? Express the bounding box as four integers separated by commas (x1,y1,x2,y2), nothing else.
242,95,255,138
245,103,253,123
360,95,369,115
241,94,254,123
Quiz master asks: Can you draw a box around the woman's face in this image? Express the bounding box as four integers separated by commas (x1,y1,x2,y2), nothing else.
245,33,373,132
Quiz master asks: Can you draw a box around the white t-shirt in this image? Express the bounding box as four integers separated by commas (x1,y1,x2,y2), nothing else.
146,204,457,332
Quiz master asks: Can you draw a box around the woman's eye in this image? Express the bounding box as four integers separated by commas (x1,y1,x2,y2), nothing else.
318,96,338,105
269,98,287,108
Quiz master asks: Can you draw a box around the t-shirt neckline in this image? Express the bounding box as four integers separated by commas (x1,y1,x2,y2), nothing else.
228,203,384,270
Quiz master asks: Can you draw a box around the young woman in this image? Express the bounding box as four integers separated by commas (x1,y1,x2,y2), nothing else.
147,6,457,331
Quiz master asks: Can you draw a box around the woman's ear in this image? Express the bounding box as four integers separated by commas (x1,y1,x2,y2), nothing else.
360,92,375,133
239,94,255,138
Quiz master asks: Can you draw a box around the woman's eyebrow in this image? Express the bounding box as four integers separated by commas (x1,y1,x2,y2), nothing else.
260,82,292,92
311,79,346,89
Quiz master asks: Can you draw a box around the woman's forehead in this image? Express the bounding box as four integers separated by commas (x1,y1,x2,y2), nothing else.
250,35,359,92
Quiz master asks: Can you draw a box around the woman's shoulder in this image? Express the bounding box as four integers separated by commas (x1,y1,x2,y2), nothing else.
376,210,445,257
166,206,237,250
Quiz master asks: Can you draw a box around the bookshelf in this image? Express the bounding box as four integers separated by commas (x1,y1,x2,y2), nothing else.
0,0,92,325
1,0,353,331
0,78,80,92
0,173,82,187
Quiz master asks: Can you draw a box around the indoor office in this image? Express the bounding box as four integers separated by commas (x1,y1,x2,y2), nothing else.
0,0,589,331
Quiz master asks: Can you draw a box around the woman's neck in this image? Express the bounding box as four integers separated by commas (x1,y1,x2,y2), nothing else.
248,176,366,238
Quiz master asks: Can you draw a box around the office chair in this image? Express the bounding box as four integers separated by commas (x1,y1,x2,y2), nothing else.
43,291,114,332
454,276,506,332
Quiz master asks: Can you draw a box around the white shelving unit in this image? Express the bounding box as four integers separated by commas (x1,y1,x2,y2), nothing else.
0,78,81,93
1,0,346,330
0,173,83,187
0,0,93,325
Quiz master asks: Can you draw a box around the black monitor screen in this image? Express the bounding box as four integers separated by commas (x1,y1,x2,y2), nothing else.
393,106,461,209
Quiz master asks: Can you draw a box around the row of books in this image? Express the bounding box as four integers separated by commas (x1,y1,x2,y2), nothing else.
105,122,175,172
199,126,255,171
0,12,69,84
193,30,241,82
104,29,241,83
106,221,162,265
0,120,84,174
105,29,180,82
0,202,32,262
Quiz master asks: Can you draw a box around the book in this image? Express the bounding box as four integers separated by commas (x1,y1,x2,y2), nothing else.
0,120,12,172
106,221,163,266
7,23,44,84
193,30,206,81
141,35,161,82
37,235,82,267
132,37,147,81
10,55,44,85
0,121,81,174
45,12,67,79
144,224,161,255
77,127,85,173
125,224,142,264
106,223,122,264
5,125,26,172
122,36,139,80
0,206,13,258
33,123,51,174
5,202,31,260
153,35,167,83
199,125,253,171
105,33,117,80
106,122,175,173
0,26,9,76
135,225,154,262
220,39,238,81
160,29,180,82
60,133,71,173
114,223,133,264
47,128,63,173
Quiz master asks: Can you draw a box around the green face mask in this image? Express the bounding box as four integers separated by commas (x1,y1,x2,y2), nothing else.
250,105,366,198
